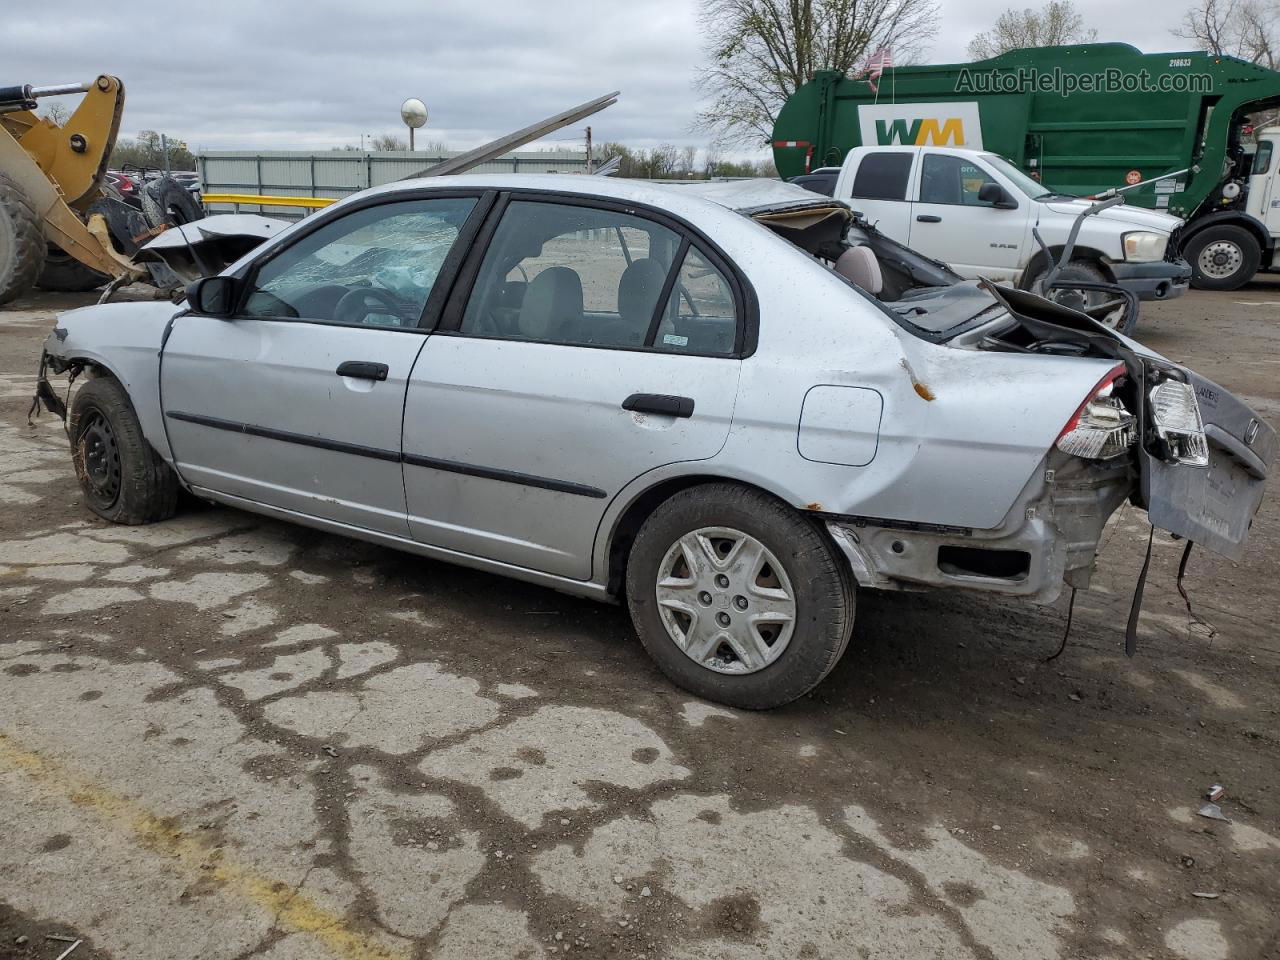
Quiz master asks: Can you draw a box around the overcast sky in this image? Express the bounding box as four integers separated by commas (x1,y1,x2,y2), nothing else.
3,0,1188,156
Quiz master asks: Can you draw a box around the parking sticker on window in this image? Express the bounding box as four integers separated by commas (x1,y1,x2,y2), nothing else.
663,334,689,346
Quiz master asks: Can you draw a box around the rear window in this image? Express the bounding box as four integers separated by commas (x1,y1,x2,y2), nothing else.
851,153,913,201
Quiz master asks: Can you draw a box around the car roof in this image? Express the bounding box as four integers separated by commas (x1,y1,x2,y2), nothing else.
352,174,789,225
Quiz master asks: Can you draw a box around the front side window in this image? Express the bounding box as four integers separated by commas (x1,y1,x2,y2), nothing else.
1253,141,1274,176
242,196,478,327
850,153,913,201
920,154,1001,206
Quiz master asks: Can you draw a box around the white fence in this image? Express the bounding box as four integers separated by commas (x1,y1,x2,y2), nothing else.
198,149,590,218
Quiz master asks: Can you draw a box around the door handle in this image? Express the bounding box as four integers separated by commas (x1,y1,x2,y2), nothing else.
336,361,389,381
916,214,942,223
622,393,695,418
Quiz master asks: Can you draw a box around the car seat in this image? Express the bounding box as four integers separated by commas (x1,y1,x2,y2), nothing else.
834,245,883,296
517,266,583,341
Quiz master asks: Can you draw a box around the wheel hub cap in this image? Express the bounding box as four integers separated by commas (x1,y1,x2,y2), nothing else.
1198,241,1243,279
654,526,797,675
80,413,121,504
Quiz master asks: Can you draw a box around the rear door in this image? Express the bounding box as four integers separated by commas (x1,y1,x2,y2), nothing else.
401,195,744,580
908,152,1027,279
842,152,916,242
160,194,482,536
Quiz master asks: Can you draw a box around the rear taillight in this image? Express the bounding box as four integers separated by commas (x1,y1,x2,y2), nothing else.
1056,364,1136,460
1149,378,1209,466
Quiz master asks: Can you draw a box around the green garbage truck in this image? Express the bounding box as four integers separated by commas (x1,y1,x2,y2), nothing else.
772,43,1280,289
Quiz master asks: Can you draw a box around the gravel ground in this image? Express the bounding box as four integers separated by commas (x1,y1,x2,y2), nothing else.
0,283,1277,960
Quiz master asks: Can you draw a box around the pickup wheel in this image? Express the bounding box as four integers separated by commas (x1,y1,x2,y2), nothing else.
1185,225,1260,291
626,484,854,710
1027,259,1137,334
69,376,179,525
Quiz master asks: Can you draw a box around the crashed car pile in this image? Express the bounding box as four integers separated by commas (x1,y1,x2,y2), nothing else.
33,176,1276,709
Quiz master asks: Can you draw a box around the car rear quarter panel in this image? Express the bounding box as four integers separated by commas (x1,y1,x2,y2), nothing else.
595,229,1120,559
45,301,181,462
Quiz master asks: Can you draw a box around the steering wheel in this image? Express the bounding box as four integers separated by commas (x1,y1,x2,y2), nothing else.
333,287,411,326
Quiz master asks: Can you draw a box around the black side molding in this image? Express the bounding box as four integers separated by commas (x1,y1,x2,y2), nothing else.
622,393,695,419
164,410,607,498
402,453,607,499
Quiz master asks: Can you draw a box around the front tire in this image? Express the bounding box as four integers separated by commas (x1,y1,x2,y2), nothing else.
1185,225,1260,291
69,376,179,524
626,484,854,709
0,173,45,306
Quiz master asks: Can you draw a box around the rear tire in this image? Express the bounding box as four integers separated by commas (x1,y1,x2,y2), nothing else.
69,376,179,525
0,173,46,305
626,483,854,709
1185,225,1260,291
37,247,109,293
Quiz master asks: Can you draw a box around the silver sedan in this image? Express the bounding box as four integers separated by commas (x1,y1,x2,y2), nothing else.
37,176,1275,708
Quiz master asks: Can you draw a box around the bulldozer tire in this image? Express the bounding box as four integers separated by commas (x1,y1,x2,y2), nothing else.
0,173,46,306
37,247,109,293
141,176,203,230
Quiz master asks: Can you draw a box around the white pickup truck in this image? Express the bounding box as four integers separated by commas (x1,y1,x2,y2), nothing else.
830,146,1191,303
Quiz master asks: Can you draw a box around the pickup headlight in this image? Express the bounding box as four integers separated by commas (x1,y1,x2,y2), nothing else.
1122,231,1167,262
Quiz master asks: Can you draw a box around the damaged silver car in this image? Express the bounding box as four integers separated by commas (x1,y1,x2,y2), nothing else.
35,176,1276,709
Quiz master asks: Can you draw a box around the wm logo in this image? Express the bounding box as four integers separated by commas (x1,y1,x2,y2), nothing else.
875,118,966,146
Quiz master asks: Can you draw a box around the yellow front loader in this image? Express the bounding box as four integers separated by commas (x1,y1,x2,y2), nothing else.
0,75,145,305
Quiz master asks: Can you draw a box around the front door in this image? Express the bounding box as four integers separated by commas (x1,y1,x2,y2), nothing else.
909,152,1028,280
402,196,743,579
160,195,480,536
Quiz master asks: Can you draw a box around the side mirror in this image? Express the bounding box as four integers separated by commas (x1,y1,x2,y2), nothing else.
978,182,1018,209
185,276,240,317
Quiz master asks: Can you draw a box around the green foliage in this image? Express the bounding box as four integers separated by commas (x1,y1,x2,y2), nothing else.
110,130,197,172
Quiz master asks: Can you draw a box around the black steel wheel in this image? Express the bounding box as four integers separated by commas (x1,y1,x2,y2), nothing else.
70,376,179,525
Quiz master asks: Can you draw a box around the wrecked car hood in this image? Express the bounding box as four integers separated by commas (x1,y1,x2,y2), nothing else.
134,214,292,284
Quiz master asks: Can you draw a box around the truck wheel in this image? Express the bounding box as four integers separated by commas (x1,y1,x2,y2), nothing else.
0,174,46,306
69,376,179,525
625,483,854,709
1186,226,1260,290
37,248,109,293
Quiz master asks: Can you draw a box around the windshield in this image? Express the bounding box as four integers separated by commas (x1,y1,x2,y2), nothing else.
982,154,1067,200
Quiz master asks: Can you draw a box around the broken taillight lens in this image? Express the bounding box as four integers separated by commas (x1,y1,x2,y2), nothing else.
1056,364,1137,460
1149,378,1209,466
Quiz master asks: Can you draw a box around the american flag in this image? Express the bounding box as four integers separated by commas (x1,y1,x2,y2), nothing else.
864,46,893,94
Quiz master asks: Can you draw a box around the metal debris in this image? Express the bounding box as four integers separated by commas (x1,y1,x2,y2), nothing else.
1191,891,1220,899
1197,801,1231,823
321,745,338,758
1206,784,1225,802
54,940,82,960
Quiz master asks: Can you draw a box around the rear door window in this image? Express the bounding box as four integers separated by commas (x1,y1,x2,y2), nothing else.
850,153,914,200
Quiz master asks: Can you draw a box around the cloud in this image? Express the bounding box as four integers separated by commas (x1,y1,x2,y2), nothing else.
3,0,1192,157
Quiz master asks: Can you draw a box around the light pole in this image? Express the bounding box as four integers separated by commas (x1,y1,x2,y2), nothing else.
400,98,427,152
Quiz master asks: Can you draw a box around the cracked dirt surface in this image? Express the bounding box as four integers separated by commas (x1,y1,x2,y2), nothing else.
1,287,1278,959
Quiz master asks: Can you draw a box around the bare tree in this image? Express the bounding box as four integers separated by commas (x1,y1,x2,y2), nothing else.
1176,0,1278,69
369,133,408,151
39,102,69,125
967,1,1097,58
694,0,939,146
